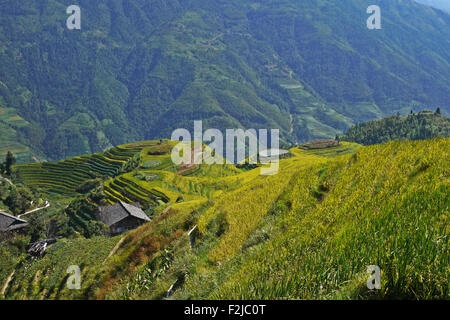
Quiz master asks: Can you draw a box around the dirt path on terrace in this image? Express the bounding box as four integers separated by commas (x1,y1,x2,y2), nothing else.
18,200,50,219
1,270,15,296
102,236,126,265
0,175,13,186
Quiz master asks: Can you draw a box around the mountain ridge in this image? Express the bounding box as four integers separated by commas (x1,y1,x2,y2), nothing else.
415,0,450,12
0,0,449,161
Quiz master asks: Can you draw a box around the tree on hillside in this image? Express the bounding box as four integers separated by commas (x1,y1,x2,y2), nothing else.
436,107,441,115
5,151,16,175
27,214,47,242
4,185,34,215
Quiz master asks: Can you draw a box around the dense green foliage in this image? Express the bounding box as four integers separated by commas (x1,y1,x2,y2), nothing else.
339,111,450,145
2,186,34,216
0,152,16,176
0,151,15,177
0,0,449,161
0,168,41,216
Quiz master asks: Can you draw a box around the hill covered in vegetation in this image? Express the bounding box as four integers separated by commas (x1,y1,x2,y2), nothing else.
339,110,450,145
0,0,449,161
0,137,447,300
415,0,450,12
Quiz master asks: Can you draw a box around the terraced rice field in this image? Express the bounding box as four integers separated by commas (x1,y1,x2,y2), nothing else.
14,146,143,195
104,174,171,205
297,141,361,157
13,140,355,209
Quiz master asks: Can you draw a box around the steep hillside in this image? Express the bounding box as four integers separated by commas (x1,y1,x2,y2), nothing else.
1,137,448,300
0,0,449,161
339,110,450,145
415,0,450,12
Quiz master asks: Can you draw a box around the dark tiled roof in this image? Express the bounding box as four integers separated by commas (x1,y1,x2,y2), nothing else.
0,212,29,232
121,202,151,222
97,201,150,227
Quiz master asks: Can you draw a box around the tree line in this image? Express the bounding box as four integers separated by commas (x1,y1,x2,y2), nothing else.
338,109,449,145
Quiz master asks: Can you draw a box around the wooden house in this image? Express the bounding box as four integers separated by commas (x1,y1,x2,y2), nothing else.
97,201,150,235
0,212,28,233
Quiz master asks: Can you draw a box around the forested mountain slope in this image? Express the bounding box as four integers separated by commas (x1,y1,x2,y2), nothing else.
415,0,450,12
339,110,450,145
0,0,449,161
